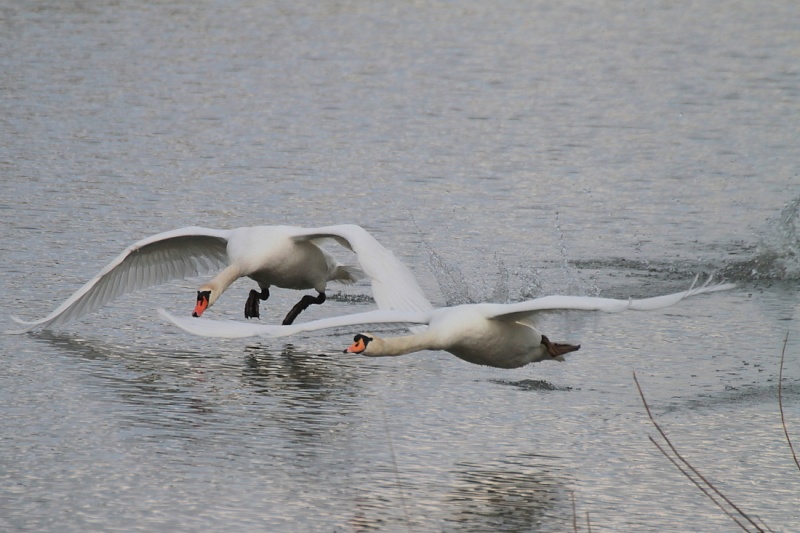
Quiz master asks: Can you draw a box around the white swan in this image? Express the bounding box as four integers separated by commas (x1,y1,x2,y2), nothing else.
7,224,431,334
159,277,735,369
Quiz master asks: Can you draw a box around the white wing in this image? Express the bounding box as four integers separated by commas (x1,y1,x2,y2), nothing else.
290,224,434,313
7,227,232,333
479,276,736,323
159,308,432,339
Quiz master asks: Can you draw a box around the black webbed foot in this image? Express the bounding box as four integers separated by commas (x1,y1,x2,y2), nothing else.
541,334,580,357
245,287,270,319
282,292,326,325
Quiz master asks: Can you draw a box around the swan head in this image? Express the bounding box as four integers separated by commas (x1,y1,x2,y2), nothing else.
192,284,220,317
344,333,375,354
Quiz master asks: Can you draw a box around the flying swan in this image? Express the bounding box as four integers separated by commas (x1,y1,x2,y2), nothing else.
7,224,431,334
159,276,734,369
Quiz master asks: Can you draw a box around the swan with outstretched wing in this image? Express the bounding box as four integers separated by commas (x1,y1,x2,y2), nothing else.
160,276,734,369
8,224,431,334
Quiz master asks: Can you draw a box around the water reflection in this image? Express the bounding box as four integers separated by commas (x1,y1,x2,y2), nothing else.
242,343,339,394
488,378,574,392
29,331,224,436
240,343,364,449
661,379,800,415
443,454,573,533
31,332,371,452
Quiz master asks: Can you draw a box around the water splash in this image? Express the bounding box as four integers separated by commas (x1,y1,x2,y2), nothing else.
490,254,510,304
414,211,598,305
405,210,476,305
425,243,475,306
328,292,375,304
425,246,557,306
757,195,800,279
512,266,545,300
723,195,800,281
553,212,600,297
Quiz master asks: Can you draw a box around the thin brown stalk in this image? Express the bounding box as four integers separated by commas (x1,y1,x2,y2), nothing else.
633,372,763,532
649,436,748,531
571,490,578,533
585,511,592,533
778,331,800,472
379,398,411,532
754,515,776,533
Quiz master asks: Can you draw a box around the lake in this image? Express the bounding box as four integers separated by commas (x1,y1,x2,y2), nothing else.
1,1,799,531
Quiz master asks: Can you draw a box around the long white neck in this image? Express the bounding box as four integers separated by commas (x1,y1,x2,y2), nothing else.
205,264,242,305
366,330,443,357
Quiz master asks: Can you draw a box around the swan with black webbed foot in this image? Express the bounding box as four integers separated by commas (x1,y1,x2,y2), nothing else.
7,224,430,333
160,276,734,370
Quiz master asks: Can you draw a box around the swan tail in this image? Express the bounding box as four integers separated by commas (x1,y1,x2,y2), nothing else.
333,265,365,284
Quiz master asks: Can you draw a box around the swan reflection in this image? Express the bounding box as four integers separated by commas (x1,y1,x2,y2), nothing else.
443,454,573,533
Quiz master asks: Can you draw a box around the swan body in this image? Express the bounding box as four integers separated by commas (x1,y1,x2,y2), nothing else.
160,277,735,369
342,304,577,368
8,224,431,334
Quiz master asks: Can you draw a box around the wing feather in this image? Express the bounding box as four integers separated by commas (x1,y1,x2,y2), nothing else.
480,277,735,323
7,227,232,333
291,224,434,314
158,308,432,339
108,260,124,301
159,277,733,339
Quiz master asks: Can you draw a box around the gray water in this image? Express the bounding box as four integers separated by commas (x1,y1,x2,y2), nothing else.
2,1,799,531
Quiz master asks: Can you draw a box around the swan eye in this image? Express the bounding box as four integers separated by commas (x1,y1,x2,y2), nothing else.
196,290,211,302
345,334,373,354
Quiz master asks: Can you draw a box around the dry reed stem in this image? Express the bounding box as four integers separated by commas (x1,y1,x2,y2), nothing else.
648,436,748,530
778,331,800,472
379,397,411,532
633,372,764,532
570,490,578,533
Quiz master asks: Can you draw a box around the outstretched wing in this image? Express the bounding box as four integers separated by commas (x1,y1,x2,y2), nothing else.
291,224,434,314
159,308,432,339
8,227,231,333
479,276,736,323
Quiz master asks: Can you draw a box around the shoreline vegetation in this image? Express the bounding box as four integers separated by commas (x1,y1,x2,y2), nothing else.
624,333,796,533
565,334,796,532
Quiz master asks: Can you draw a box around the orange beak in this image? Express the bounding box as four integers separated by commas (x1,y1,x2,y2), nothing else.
193,292,209,317
344,337,367,354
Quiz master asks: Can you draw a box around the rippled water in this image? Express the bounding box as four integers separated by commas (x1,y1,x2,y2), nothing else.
2,1,799,531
